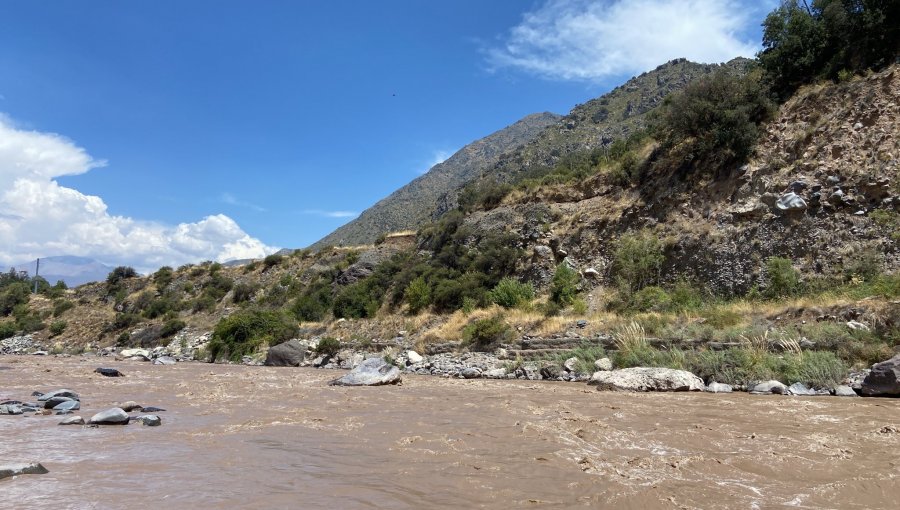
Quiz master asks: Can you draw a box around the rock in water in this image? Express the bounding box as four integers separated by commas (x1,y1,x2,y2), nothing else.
787,382,817,396
88,407,130,425
37,389,79,402
137,415,162,427
861,355,900,396
52,400,80,412
153,356,176,365
833,385,858,397
95,367,123,377
0,404,23,415
43,396,76,409
749,380,788,395
329,358,401,386
59,416,85,425
589,367,704,392
264,339,306,367
140,406,166,412
0,463,49,480
118,401,143,412
705,382,733,393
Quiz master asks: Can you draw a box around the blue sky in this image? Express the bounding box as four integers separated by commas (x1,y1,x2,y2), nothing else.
0,0,775,271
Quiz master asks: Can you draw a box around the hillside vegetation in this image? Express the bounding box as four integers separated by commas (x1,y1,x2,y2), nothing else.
3,1,898,387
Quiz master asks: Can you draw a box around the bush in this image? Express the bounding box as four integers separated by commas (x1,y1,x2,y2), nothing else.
612,230,665,292
0,282,31,316
192,295,217,313
404,276,431,314
764,257,801,298
263,254,284,270
208,309,298,362
49,320,67,336
462,315,512,350
111,312,142,330
629,286,672,313
550,264,580,306
203,273,234,301
52,300,75,317
332,282,380,319
232,282,259,304
160,318,186,338
153,266,174,290
291,280,333,322
315,337,342,357
0,322,16,340
488,277,535,309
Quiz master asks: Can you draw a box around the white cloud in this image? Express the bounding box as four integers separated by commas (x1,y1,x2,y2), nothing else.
487,0,760,81
301,209,359,219
220,192,266,212
419,149,451,174
0,114,276,272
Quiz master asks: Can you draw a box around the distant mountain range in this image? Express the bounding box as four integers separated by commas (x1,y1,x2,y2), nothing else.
8,256,115,287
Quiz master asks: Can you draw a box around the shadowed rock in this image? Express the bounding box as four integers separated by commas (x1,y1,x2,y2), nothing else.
861,355,900,397
264,339,306,367
0,463,48,480
95,367,123,377
88,407,129,425
329,358,401,386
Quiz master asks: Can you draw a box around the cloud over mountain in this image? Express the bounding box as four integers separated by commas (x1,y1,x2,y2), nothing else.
0,114,274,272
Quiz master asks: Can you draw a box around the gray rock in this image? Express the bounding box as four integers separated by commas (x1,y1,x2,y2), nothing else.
461,367,482,379
118,401,143,412
484,368,507,379
37,389,79,402
833,385,858,397
153,356,177,365
88,407,130,425
140,406,166,412
787,382,817,396
120,348,150,358
563,357,579,372
846,320,870,331
705,382,733,393
540,364,562,380
43,396,76,409
0,463,49,480
406,350,424,364
589,367,704,392
329,358,402,386
52,400,80,412
264,339,306,367
137,415,162,427
94,367,123,377
775,192,807,212
861,354,900,397
59,416,85,425
749,380,788,395
533,245,553,259
845,370,869,390
0,404,23,415
594,358,613,371
583,267,600,278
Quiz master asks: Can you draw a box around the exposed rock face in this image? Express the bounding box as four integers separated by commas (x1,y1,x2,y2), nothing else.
588,367,704,392
329,358,401,386
264,339,307,367
861,355,900,396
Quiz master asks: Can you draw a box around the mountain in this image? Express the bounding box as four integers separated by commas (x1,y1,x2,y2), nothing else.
310,112,561,249
8,256,114,287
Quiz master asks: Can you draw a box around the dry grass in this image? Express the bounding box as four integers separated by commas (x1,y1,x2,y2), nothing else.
613,321,649,352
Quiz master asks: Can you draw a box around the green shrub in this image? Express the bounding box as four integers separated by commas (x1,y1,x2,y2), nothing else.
612,230,665,292
49,320,67,336
116,331,131,346
192,295,217,313
263,254,284,270
550,264,580,306
488,277,535,309
462,315,513,350
203,273,234,301
332,282,381,319
208,262,223,275
144,293,184,319
153,266,174,290
315,337,342,357
0,322,16,340
843,247,884,282
629,286,672,312
292,281,333,322
52,300,75,317
160,318,186,338
404,276,431,314
783,351,846,388
0,282,31,316
208,309,298,362
764,257,801,298
14,308,45,333
232,282,259,304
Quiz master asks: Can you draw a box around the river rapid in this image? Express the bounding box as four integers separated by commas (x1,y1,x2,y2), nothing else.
1,355,898,509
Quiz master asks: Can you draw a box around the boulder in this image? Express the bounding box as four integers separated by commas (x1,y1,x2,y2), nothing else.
59,416,85,425
94,367,123,377
563,357,579,372
461,367,482,379
775,192,807,212
329,358,401,386
0,463,48,480
118,401,143,412
749,380,788,395
589,367,704,392
43,396,76,409
406,350,424,364
484,368,507,379
140,406,166,412
787,382,817,396
0,404,23,415
594,358,613,371
52,400,80,412
705,382,733,393
861,355,900,397
833,385,858,397
88,407,130,425
583,267,600,278
137,415,162,427
120,348,150,359
37,389,79,402
846,320,870,331
540,364,562,380
264,339,307,367
153,356,177,365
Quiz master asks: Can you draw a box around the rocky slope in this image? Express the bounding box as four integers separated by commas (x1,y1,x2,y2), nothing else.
310,112,560,249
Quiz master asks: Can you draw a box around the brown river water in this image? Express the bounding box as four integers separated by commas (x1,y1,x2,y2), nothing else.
1,355,899,509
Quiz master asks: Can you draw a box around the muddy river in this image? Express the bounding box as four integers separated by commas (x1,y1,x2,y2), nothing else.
1,355,898,509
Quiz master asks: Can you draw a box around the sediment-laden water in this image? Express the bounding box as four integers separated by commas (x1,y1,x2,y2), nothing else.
1,355,898,509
